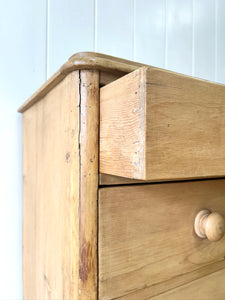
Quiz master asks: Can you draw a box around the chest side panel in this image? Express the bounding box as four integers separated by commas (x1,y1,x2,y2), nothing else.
23,71,80,299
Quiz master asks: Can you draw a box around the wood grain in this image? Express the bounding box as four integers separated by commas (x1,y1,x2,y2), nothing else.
151,268,225,300
23,69,100,300
23,71,80,299
117,261,225,300
99,179,225,299
79,70,99,299
18,52,145,113
100,68,146,179
194,210,225,242
99,173,146,185
99,173,224,186
100,66,225,180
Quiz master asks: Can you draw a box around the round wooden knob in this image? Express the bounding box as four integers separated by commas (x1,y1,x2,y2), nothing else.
194,210,225,241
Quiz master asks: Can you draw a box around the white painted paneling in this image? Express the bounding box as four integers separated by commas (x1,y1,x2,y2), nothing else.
0,1,46,103
0,0,46,299
216,0,225,84
166,0,193,75
135,0,165,67
96,0,134,60
193,0,215,81
0,108,22,299
48,0,95,77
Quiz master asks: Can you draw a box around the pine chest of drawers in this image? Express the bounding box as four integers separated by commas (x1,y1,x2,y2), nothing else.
19,52,225,299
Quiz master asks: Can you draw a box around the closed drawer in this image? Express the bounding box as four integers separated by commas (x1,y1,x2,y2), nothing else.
99,179,225,299
100,67,225,181
151,268,225,300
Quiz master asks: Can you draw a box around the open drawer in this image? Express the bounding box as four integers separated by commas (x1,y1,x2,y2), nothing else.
100,67,225,181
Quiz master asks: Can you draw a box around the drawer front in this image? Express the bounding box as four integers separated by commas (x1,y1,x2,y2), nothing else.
99,179,225,299
151,268,225,300
100,67,225,181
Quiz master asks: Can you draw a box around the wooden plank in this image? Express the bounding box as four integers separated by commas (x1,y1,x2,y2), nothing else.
100,67,146,179
99,179,225,299
23,71,80,299
99,173,146,185
151,268,225,300
23,69,99,299
18,52,145,113
100,71,122,86
117,261,225,300
100,66,225,180
99,174,222,186
79,70,99,299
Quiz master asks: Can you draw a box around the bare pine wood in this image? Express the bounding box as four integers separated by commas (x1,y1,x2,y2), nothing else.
100,66,225,180
117,261,225,300
21,52,225,299
194,210,225,241
22,69,99,300
99,173,146,185
151,268,225,300
79,70,99,299
99,174,224,186
23,71,80,299
18,52,145,113
204,212,225,241
100,68,146,179
99,179,225,299
99,174,223,186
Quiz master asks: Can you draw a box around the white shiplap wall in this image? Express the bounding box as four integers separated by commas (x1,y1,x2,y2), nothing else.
47,0,225,83
0,0,46,298
0,0,225,298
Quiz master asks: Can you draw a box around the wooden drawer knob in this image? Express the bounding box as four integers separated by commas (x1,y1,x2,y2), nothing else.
194,209,225,241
